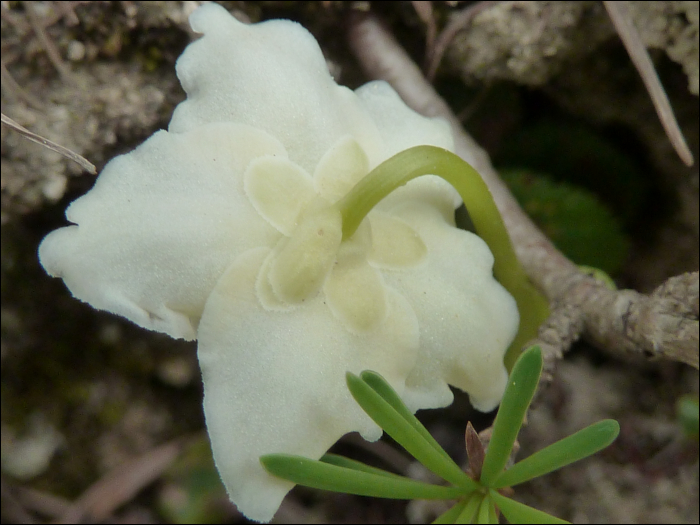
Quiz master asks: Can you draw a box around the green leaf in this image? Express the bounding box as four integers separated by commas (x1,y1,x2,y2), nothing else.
489,489,569,524
480,346,542,486
487,497,498,524
476,494,492,524
260,454,464,500
360,371,454,464
347,371,477,491
492,419,620,488
454,493,483,524
432,498,469,524
320,453,404,479
500,168,629,275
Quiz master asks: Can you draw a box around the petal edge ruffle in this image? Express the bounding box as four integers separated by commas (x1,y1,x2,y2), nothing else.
39,123,284,339
197,247,420,522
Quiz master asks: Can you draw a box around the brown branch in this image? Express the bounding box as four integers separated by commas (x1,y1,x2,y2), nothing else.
618,271,698,367
346,12,699,374
411,1,437,68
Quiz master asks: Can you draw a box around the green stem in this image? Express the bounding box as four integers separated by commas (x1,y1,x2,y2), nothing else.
336,146,549,370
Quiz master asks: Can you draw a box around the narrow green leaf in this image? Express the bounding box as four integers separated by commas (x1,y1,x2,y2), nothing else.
489,489,569,524
454,493,483,524
260,454,464,500
347,372,477,491
432,498,469,524
320,453,404,479
476,494,491,524
480,346,543,486
360,370,454,464
491,419,620,488
487,498,498,524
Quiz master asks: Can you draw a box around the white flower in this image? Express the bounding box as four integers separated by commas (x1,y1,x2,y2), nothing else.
38,3,519,522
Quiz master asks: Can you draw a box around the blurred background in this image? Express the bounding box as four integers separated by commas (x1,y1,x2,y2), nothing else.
2,2,698,523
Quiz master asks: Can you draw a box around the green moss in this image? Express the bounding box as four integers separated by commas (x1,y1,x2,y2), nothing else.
496,119,648,225
500,169,629,274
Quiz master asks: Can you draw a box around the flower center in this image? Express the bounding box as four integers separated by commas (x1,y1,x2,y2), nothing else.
244,139,433,333
267,204,343,304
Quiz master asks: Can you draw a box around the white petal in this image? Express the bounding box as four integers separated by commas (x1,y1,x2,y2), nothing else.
313,135,369,202
170,2,382,175
244,156,316,236
380,201,519,413
39,123,284,339
367,212,427,269
197,248,420,522
355,81,461,210
255,249,296,312
324,245,388,334
356,81,454,157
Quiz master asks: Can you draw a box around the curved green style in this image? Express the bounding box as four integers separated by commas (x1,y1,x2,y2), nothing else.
336,146,550,369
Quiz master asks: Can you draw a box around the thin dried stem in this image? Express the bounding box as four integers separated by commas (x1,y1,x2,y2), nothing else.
425,1,497,81
1,60,45,109
411,1,437,68
0,477,36,524
15,486,71,519
2,113,97,175
604,1,694,166
56,437,187,524
54,2,82,26
24,1,73,82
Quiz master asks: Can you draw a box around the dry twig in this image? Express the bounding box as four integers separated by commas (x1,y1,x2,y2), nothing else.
1,60,45,110
1,113,96,175
0,477,36,524
14,486,71,520
411,1,437,68
604,1,693,167
346,13,699,379
423,1,497,81
56,438,186,524
23,2,73,82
